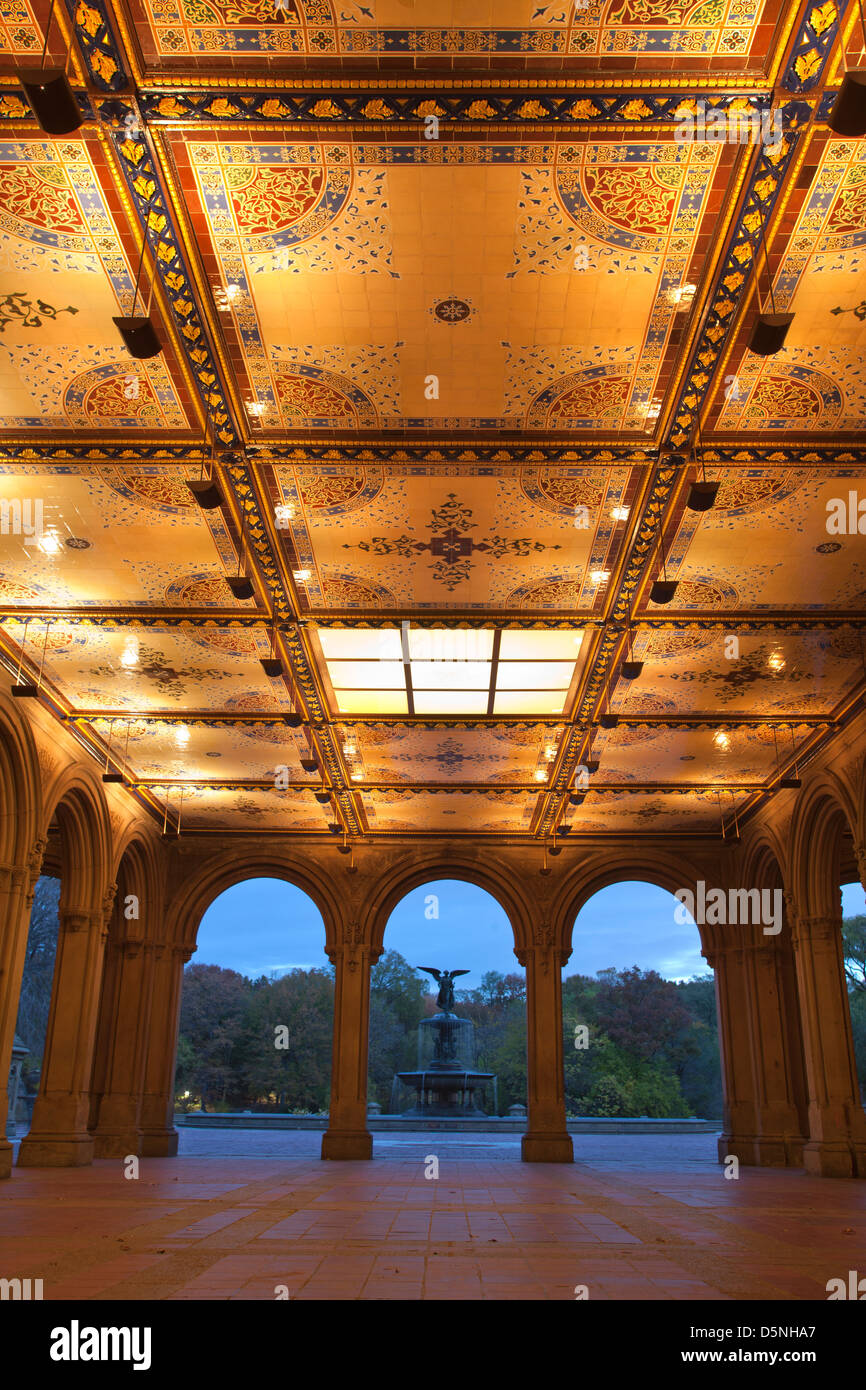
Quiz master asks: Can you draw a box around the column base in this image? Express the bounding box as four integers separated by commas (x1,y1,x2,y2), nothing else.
752,1136,806,1168
140,1129,179,1157
321,1129,372,1160
0,1138,13,1179
93,1130,143,1160
717,1134,759,1166
521,1131,573,1163
16,1134,94,1167
803,1139,866,1179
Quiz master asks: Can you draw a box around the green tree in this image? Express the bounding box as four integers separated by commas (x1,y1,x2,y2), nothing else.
177,963,252,1109
842,915,866,993
15,875,61,1063
235,968,333,1112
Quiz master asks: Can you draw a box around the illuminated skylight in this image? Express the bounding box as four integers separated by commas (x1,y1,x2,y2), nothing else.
318,625,583,717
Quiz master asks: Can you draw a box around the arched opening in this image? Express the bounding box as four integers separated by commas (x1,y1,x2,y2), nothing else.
371,878,525,1155
176,877,333,1143
8,871,60,1146
16,780,111,1167
564,879,721,1162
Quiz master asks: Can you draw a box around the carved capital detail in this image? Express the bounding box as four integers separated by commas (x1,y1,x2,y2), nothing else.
791,915,840,948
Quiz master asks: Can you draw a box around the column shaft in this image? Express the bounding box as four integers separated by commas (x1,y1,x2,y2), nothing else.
791,914,866,1178
322,942,374,1160
17,897,111,1168
139,946,188,1157
91,941,155,1158
520,945,572,1164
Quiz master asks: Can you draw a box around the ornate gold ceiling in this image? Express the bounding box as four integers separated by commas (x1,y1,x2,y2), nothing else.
0,1,864,841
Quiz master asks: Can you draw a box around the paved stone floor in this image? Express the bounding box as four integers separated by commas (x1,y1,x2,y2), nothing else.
1,1130,864,1300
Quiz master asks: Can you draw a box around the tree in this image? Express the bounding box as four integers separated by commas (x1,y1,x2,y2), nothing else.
176,963,252,1109
842,915,866,993
15,875,61,1061
235,968,333,1112
593,966,697,1068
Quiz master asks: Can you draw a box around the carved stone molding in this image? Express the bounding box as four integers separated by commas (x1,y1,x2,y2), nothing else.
791,915,841,948
36,746,57,781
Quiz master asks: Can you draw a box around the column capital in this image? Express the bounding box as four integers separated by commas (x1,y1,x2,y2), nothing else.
326,943,381,970
515,945,570,973
791,915,841,947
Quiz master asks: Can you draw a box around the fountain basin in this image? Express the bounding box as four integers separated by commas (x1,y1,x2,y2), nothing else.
395,1068,495,1117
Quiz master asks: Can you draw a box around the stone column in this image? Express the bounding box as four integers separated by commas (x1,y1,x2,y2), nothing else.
321,929,378,1160
17,882,116,1167
519,932,573,1164
90,934,155,1159
789,909,866,1178
0,840,44,1178
741,926,807,1166
702,933,760,1165
139,945,191,1157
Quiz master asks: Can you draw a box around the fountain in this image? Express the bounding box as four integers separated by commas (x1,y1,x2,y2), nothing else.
395,967,495,1117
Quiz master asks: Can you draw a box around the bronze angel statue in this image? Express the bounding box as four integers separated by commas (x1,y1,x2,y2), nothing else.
418,967,470,1014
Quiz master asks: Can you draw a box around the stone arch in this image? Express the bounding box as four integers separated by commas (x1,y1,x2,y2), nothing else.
789,779,857,919
365,850,533,958
0,695,41,868
168,850,341,958
738,824,787,894
110,830,163,941
554,846,709,951
40,767,112,914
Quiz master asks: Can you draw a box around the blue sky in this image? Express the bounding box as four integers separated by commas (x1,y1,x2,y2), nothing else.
193,876,866,985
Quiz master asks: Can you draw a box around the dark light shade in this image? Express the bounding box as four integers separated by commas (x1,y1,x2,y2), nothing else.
327,822,342,834
113,316,162,360
11,683,39,698
283,712,303,728
827,71,866,137
187,479,223,510
585,758,600,774
16,68,82,134
568,793,585,807
548,845,562,857
779,776,802,790
557,825,572,836
686,480,720,512
599,713,619,729
259,657,283,678
102,772,125,784
314,791,331,804
748,313,794,357
650,578,678,605
226,575,254,600
337,843,352,855
620,660,644,680
300,757,318,773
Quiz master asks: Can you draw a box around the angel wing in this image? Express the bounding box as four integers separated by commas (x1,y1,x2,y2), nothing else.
418,966,443,981
447,970,470,980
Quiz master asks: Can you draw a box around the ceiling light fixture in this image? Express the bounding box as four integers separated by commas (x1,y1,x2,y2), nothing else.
259,620,283,678
828,0,866,135
11,618,49,698
293,569,312,583
175,724,190,747
748,202,794,356
533,769,548,783
684,424,720,513
590,569,611,585
120,636,139,668
113,217,162,360
649,507,678,605
713,730,730,750
226,510,254,601
773,725,802,789
611,505,630,522
36,530,62,556
619,614,644,681
15,0,82,134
